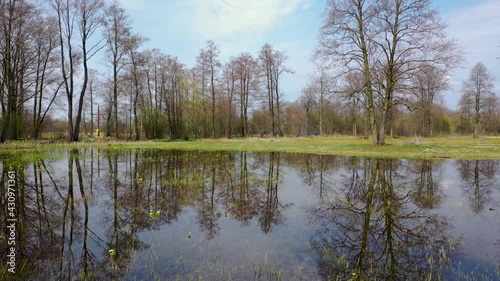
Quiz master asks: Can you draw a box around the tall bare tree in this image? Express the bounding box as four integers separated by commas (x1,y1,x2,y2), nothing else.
103,0,132,139
161,55,185,140
31,15,62,139
259,44,276,136
259,44,293,137
0,0,37,141
482,94,499,135
317,0,461,144
409,64,450,137
195,49,208,137
306,67,336,135
84,68,100,136
50,0,105,141
197,41,221,138
299,84,317,135
460,62,495,138
126,35,147,140
340,71,367,136
222,58,237,138
271,49,293,137
235,53,257,137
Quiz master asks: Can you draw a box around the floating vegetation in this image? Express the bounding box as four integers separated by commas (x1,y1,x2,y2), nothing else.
149,210,161,218
108,249,116,257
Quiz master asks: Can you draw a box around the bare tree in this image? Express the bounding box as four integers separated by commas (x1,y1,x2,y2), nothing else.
195,48,208,137
85,68,100,137
259,44,293,137
161,55,185,140
222,58,237,138
271,49,293,137
299,84,317,135
259,44,276,136
234,53,258,137
305,67,336,135
103,0,132,139
31,15,62,139
317,0,461,144
482,94,499,135
409,64,451,137
197,41,221,138
126,35,148,140
50,0,105,141
460,62,495,138
0,0,37,141
338,71,368,136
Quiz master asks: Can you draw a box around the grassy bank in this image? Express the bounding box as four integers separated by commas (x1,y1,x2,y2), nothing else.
1,136,500,159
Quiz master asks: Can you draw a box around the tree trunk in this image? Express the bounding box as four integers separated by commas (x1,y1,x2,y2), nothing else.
90,83,94,137
113,63,119,139
211,66,216,138
134,98,139,140
68,99,74,141
275,82,283,137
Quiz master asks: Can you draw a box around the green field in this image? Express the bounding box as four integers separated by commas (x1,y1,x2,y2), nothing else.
2,136,500,159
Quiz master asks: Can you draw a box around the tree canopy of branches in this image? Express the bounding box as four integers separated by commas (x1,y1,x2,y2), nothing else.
50,0,105,142
459,62,495,138
259,44,293,137
316,0,461,144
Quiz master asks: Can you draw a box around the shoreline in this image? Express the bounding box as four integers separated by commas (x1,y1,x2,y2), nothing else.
1,136,500,160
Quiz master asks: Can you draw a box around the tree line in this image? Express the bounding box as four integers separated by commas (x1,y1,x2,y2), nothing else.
1,0,498,143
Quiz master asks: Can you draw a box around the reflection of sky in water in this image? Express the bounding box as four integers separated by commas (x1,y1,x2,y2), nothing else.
436,161,500,268
1,150,499,280
124,163,320,280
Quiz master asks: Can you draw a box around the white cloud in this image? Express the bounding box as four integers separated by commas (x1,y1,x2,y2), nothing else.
118,0,146,10
193,0,313,39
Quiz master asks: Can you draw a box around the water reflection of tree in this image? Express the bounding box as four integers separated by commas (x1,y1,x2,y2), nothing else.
130,150,261,240
0,149,298,278
224,152,259,226
103,151,148,280
258,152,290,234
406,160,443,209
309,159,455,281
196,163,221,240
457,160,497,214
288,154,340,201
0,150,128,280
0,157,67,280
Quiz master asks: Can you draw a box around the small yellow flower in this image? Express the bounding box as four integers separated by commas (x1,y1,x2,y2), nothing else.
155,210,161,216
108,249,116,256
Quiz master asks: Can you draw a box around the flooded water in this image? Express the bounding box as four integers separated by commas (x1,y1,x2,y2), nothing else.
0,149,499,280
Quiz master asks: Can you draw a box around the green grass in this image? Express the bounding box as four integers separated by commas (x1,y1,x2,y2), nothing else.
1,136,500,159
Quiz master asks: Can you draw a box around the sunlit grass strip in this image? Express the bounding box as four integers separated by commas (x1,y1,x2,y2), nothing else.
1,136,500,159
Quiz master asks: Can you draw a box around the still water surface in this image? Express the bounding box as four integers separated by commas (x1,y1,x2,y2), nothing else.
0,149,499,280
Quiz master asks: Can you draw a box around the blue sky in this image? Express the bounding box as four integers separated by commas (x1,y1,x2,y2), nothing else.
115,0,500,109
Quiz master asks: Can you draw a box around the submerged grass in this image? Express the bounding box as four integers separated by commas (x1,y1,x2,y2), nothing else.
1,136,500,159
